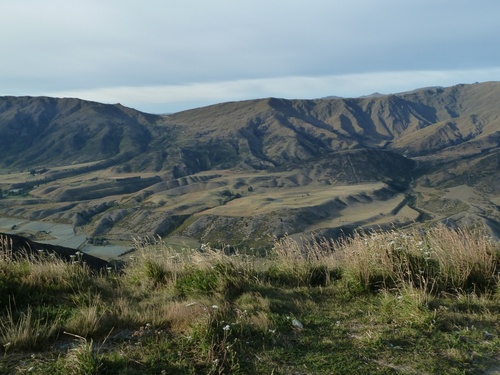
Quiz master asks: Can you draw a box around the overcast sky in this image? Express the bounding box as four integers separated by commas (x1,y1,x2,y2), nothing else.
2,0,500,113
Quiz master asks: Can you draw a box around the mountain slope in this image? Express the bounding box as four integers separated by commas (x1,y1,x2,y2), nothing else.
1,82,499,175
0,96,159,167
0,82,499,251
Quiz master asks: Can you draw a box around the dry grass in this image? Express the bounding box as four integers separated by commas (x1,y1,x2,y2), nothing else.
202,182,385,217
65,295,106,338
0,305,60,351
336,224,499,293
428,226,497,291
0,234,13,262
0,224,499,374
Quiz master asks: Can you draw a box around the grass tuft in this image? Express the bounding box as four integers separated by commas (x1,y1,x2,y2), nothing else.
63,333,104,375
0,304,60,351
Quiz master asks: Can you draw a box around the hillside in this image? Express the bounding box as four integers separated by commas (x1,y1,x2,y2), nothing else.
0,82,499,253
0,96,160,168
1,226,499,374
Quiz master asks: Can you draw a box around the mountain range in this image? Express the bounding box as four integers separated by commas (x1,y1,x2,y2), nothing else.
0,82,499,253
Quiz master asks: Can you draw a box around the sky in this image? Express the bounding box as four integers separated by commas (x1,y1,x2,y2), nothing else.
2,0,500,114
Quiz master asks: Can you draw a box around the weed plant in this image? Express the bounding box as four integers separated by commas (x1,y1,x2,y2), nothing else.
0,227,499,374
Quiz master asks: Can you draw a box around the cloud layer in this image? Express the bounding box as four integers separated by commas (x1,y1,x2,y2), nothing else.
3,0,500,113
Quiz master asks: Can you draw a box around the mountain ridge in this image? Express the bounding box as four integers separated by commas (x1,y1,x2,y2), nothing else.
2,81,499,172
0,82,499,252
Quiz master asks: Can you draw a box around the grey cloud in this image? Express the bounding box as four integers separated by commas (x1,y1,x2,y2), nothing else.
2,0,500,111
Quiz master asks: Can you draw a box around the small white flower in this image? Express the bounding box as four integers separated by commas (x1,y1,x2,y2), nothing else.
223,324,231,331
212,305,219,309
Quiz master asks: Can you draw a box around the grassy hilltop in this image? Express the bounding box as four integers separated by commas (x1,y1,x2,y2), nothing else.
1,225,499,374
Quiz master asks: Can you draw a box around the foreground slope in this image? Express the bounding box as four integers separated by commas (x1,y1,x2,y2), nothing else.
0,82,499,252
1,226,499,374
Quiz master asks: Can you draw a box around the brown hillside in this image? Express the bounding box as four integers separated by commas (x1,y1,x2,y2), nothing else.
0,82,499,250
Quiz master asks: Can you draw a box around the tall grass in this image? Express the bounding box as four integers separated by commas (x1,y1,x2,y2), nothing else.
336,224,499,294
268,235,339,286
62,333,104,375
0,225,499,373
0,304,60,351
0,234,13,262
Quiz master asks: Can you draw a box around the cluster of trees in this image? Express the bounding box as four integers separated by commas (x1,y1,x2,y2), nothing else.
87,237,109,246
29,167,48,176
217,189,242,205
0,188,26,198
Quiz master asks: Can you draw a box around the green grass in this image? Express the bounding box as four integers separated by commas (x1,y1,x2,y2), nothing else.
0,226,499,374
